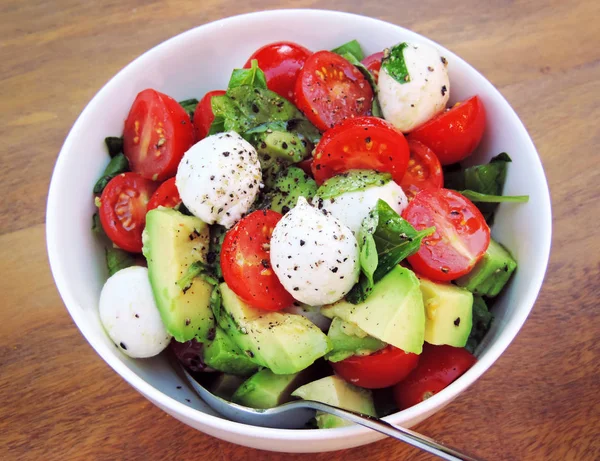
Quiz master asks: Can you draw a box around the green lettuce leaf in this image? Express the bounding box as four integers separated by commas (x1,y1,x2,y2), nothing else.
93,153,129,194
465,296,493,353
106,247,136,277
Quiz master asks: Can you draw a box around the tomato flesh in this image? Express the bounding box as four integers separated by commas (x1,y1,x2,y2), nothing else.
221,210,295,311
400,139,444,200
332,346,419,389
99,173,158,253
193,90,226,141
361,51,384,83
312,116,410,185
147,177,181,211
402,188,490,281
244,41,312,101
393,343,476,410
123,89,194,181
408,96,486,165
295,51,373,131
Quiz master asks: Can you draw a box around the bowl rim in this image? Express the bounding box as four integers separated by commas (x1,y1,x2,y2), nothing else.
46,8,552,442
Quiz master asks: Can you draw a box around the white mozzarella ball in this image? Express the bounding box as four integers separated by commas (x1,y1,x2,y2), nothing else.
176,132,262,228
99,266,171,358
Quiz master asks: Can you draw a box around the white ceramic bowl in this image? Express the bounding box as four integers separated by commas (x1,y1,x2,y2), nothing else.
46,9,552,453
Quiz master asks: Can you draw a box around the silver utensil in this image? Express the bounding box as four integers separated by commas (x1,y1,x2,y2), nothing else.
179,367,482,461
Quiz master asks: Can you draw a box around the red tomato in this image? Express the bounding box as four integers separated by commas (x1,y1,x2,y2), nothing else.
99,173,158,253
221,210,295,311
402,188,490,281
146,177,181,211
332,346,420,389
408,96,486,165
193,90,227,141
123,89,194,181
311,116,410,185
244,41,312,101
400,140,444,200
393,344,476,410
361,51,384,83
295,51,373,131
296,158,314,177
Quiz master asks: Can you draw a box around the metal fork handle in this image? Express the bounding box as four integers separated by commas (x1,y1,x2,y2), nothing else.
302,400,483,461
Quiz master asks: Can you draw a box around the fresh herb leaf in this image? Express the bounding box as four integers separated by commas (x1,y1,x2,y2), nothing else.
346,200,434,304
332,39,365,61
382,42,410,84
315,170,392,200
106,247,136,277
177,202,193,216
209,95,244,135
92,212,103,234
227,59,268,90
93,153,129,194
179,98,199,121
465,296,493,353
460,191,529,203
177,261,219,292
371,97,383,118
105,136,123,158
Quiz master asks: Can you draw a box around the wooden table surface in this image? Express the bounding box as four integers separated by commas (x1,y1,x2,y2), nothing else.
2,0,599,459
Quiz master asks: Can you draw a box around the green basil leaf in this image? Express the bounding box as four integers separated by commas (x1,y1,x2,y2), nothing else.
93,153,129,194
460,191,529,203
465,296,493,353
381,42,410,84
179,98,199,121
332,39,365,61
92,212,104,235
315,170,392,200
227,59,268,90
346,200,434,304
106,247,136,277
371,97,383,118
104,136,123,158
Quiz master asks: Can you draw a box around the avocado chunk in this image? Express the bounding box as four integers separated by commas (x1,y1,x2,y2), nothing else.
219,283,331,374
232,367,316,409
456,239,517,297
142,208,214,342
326,317,386,363
321,266,425,354
257,167,318,214
202,327,259,376
420,278,473,348
208,374,246,401
292,375,376,428
314,169,392,200
253,131,311,187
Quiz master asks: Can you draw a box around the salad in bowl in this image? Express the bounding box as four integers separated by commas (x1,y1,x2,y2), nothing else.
90,37,528,428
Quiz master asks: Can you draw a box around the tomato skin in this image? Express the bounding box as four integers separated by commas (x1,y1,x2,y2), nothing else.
244,41,312,101
393,344,476,410
193,90,227,141
311,116,410,185
408,96,486,165
221,210,295,311
123,89,194,182
361,51,384,83
402,188,490,281
400,140,444,200
296,158,314,177
146,177,181,211
295,51,373,131
332,346,420,389
99,173,158,253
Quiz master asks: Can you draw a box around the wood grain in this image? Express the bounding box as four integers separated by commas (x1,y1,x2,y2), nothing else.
1,0,599,459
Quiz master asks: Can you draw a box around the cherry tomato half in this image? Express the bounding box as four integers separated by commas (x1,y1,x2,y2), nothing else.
402,188,490,281
244,41,312,101
400,140,444,200
393,343,476,410
146,177,181,211
312,116,410,185
332,346,420,389
193,90,227,141
408,96,486,165
99,173,158,253
221,210,295,311
295,51,373,131
361,51,384,83
296,158,314,178
123,89,194,181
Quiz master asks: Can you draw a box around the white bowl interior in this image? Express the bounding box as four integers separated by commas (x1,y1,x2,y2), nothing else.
47,9,551,453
